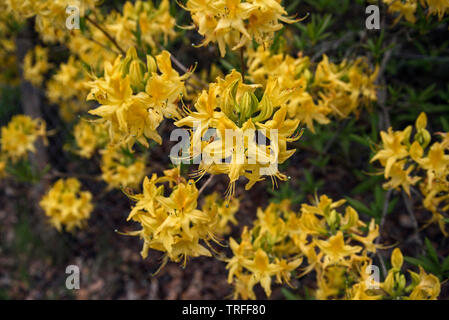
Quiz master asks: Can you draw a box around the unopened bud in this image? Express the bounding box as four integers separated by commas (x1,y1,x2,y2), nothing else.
146,55,157,75
129,60,145,90
239,92,258,122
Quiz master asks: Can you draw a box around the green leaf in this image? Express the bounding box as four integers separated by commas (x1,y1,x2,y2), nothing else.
424,238,439,264
441,255,449,272
405,256,439,275
344,197,372,216
281,288,300,300
219,59,235,71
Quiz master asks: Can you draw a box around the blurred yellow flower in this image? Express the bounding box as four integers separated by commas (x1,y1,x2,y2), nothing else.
39,178,94,232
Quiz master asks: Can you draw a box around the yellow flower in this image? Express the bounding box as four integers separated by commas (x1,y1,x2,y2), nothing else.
247,47,377,132
315,231,362,267
183,0,297,57
175,70,300,197
371,126,412,178
124,172,218,266
0,115,47,163
73,120,108,159
391,247,404,269
100,145,146,189
382,160,421,196
231,273,257,300
351,219,382,253
242,248,280,297
408,266,441,300
421,0,449,20
39,178,93,232
347,281,383,300
203,192,239,235
87,48,188,149
417,142,449,184
383,0,417,24
23,45,52,87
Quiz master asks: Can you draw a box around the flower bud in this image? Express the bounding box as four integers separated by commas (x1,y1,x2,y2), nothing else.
129,59,145,91
146,55,158,75
415,129,431,149
120,47,138,76
415,112,427,131
239,92,258,123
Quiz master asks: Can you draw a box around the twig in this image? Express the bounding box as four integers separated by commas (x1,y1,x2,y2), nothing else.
375,37,396,131
311,31,356,62
157,44,208,90
198,174,215,196
402,190,424,254
44,170,100,181
377,252,388,278
83,35,121,55
376,188,393,245
370,188,391,277
240,47,246,81
85,15,125,56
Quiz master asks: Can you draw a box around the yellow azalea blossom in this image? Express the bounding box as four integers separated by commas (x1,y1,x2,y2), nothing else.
123,171,218,266
0,115,47,163
7,0,99,43
382,160,421,196
46,55,94,122
39,178,93,232
227,197,385,299
416,142,449,186
408,266,441,299
175,70,300,198
315,231,362,267
105,0,177,52
347,281,383,300
73,120,108,159
371,126,412,178
381,248,441,299
374,113,449,237
247,47,377,132
183,0,297,57
100,145,147,190
23,45,52,87
203,192,240,235
242,248,281,297
87,48,189,149
421,0,449,20
383,0,418,24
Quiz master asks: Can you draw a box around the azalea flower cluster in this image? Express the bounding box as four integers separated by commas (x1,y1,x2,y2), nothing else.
102,0,176,52
371,112,449,236
175,70,301,197
9,0,177,122
383,0,449,24
182,0,298,57
0,115,47,163
72,120,108,159
226,196,441,300
382,248,440,299
87,47,189,149
46,56,95,122
123,168,239,266
247,46,378,133
6,0,99,43
202,192,240,235
100,145,147,190
39,178,93,232
23,45,52,87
